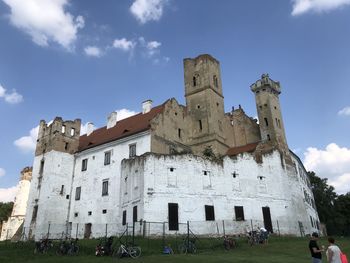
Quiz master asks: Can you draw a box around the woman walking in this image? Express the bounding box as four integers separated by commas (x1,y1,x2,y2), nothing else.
326,237,342,263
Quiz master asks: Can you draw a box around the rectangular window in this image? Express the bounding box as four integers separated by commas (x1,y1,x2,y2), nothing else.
102,180,108,196
70,128,75,136
31,205,38,221
60,185,64,195
199,120,203,131
178,128,181,138
129,144,136,158
122,210,127,225
133,206,137,222
234,206,245,221
310,216,314,227
61,125,66,134
39,159,45,175
75,186,81,200
104,151,111,165
264,118,268,126
102,209,107,214
81,158,88,171
205,205,215,221
88,211,92,216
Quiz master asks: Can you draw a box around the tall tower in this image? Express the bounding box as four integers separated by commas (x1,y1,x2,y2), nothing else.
251,74,291,160
183,54,228,155
24,117,80,240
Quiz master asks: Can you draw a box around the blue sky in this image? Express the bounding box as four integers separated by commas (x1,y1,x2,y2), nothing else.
1,0,350,200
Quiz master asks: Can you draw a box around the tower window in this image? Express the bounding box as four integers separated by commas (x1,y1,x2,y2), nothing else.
65,142,69,150
199,120,203,131
61,125,66,134
264,118,268,126
178,129,181,138
193,76,197,87
267,134,271,141
213,75,218,87
278,119,281,128
70,128,75,136
39,159,45,175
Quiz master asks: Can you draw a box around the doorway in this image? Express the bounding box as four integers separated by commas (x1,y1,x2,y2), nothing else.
84,223,92,239
262,207,273,233
168,203,179,231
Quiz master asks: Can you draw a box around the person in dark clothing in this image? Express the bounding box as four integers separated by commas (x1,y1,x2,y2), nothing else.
309,232,324,263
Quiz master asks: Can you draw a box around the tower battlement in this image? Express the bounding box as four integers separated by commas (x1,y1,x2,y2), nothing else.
250,73,281,95
35,117,81,156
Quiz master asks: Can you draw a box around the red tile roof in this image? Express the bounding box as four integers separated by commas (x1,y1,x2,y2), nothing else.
78,104,165,152
226,142,259,156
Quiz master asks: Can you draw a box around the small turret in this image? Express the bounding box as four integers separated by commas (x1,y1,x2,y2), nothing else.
35,117,81,156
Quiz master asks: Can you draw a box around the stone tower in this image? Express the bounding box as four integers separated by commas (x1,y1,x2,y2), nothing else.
24,117,80,240
251,74,292,165
183,54,228,155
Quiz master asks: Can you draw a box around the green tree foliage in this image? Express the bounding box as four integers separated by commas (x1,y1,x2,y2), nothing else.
308,171,350,236
0,202,14,222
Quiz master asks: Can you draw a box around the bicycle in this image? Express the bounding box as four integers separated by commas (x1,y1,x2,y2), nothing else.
33,238,53,254
223,235,236,250
112,243,141,259
178,238,196,254
247,231,259,246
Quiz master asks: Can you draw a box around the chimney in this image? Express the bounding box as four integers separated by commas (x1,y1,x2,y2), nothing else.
86,122,94,136
107,112,118,129
142,100,153,114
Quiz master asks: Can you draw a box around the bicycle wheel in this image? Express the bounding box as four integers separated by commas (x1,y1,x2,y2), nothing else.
178,244,187,254
128,246,141,258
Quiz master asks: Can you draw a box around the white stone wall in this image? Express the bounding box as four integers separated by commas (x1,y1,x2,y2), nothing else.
24,151,75,240
68,132,151,238
120,151,319,236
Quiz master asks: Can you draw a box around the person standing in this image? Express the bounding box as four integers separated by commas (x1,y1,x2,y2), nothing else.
326,237,342,263
309,232,324,263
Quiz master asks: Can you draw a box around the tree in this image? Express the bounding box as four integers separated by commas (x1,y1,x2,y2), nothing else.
0,202,14,222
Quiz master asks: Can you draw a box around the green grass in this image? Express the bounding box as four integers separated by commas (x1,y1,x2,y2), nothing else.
1,236,349,263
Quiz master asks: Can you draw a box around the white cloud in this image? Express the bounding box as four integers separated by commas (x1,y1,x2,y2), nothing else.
0,168,5,177
14,125,39,153
84,46,103,57
2,0,84,50
138,37,162,57
113,38,136,52
130,0,167,24
0,84,23,104
304,143,350,194
0,184,18,202
338,106,350,116
291,0,350,16
115,109,138,121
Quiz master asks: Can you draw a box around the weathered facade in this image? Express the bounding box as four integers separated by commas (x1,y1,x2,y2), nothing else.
23,54,319,240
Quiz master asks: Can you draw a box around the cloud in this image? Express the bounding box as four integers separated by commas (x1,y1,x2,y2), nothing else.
0,184,18,202
84,46,103,57
14,125,39,153
304,143,350,194
0,168,5,177
115,109,138,121
338,106,350,116
291,0,350,16
138,37,162,58
2,0,84,50
113,38,136,52
130,0,167,24
0,84,23,104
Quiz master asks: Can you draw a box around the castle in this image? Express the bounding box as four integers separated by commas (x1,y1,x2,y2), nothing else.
23,54,319,240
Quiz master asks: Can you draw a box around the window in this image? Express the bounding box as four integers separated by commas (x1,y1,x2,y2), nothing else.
60,185,64,195
75,186,81,200
31,205,38,221
199,120,202,131
264,118,268,126
193,76,197,87
66,195,70,199
133,206,138,222
310,216,314,227
88,211,92,216
213,75,218,87
70,128,75,136
102,180,108,196
102,209,107,214
235,206,245,221
178,129,181,139
104,151,111,165
267,134,271,141
168,203,179,231
122,210,127,225
205,205,215,221
61,125,66,134
81,159,88,171
74,212,78,217
129,144,136,158
39,159,45,175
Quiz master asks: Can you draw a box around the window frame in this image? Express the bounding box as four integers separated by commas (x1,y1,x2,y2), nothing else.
102,180,109,196
75,186,81,201
129,143,136,158
104,151,111,166
234,206,245,221
81,158,88,171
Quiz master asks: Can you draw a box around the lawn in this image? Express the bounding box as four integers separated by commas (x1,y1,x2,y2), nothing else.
0,236,349,263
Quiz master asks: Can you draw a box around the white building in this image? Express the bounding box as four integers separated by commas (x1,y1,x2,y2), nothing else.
23,54,319,240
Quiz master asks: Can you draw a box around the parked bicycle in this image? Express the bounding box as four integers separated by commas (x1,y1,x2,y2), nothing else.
34,238,53,254
56,238,79,256
223,235,236,250
95,237,114,256
178,238,196,254
112,243,141,259
247,230,259,246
